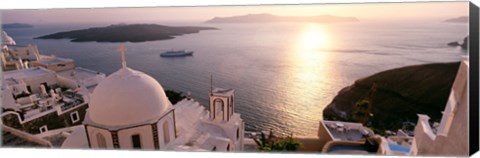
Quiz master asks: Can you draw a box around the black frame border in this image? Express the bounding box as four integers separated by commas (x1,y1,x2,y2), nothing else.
469,1,479,156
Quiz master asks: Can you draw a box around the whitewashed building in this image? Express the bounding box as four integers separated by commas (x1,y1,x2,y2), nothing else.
61,46,245,151
32,55,75,72
1,66,90,134
1,65,105,134
1,44,41,71
1,32,106,135
410,60,469,156
1,31,16,46
3,44,41,62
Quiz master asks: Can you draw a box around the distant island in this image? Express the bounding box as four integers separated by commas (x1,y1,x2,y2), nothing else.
2,23,33,29
444,16,468,23
34,24,218,43
323,62,460,134
205,13,359,23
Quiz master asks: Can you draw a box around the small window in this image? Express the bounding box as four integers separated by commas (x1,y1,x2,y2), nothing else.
214,99,224,112
226,144,230,151
163,121,170,145
214,98,224,119
132,134,141,149
230,96,234,114
39,125,48,133
212,146,216,151
70,111,80,123
236,128,240,140
26,86,32,93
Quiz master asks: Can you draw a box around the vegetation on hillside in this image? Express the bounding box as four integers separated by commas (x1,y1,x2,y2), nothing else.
165,89,186,104
323,62,460,134
253,129,302,151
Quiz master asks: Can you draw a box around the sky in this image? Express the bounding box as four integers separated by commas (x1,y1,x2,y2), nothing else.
0,1,469,25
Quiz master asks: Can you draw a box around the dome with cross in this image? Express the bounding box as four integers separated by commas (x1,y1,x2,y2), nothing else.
87,45,172,126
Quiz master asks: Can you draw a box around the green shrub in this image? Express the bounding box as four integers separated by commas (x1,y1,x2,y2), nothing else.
253,129,302,151
165,89,186,104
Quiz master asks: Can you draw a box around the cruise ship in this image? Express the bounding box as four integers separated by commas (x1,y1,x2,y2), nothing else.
160,50,193,57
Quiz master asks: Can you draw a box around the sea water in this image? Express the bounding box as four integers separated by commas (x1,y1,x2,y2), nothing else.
3,21,468,136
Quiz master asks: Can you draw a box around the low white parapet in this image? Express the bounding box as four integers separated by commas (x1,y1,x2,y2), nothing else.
416,114,436,141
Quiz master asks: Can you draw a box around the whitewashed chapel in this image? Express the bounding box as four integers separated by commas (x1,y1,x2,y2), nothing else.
61,46,245,151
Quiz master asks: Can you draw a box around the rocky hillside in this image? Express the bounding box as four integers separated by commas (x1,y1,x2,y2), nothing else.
447,36,468,50
323,62,460,133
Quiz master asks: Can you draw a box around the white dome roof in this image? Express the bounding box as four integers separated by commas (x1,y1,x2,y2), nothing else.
88,67,172,126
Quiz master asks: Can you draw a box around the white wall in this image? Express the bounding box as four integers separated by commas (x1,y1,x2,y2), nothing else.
235,121,245,151
8,82,29,96
117,125,155,150
32,60,75,72
1,87,18,110
10,46,39,61
413,61,469,156
86,126,114,149
16,69,58,94
157,113,175,149
57,75,79,89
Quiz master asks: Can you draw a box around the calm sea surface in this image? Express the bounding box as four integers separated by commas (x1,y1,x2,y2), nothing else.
4,21,468,136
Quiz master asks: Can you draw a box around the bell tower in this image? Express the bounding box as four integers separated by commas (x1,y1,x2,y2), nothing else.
209,88,235,122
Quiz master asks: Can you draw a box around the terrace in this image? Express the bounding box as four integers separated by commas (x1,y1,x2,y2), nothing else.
322,120,373,142
327,143,372,154
3,67,53,79
9,87,87,122
58,90,85,112
323,136,383,155
36,56,73,65
57,67,106,92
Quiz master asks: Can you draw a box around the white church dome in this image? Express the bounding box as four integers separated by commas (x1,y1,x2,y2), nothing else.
88,67,172,126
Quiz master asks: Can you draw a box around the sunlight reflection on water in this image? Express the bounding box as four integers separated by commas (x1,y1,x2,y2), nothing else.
278,23,339,135
4,21,467,136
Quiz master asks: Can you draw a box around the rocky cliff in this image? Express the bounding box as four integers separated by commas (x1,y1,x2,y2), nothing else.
323,62,460,133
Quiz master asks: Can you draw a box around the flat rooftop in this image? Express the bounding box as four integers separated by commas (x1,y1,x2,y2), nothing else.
212,88,235,96
41,133,69,147
322,120,371,141
36,56,73,65
3,67,54,84
10,47,29,53
57,67,104,81
329,127,365,141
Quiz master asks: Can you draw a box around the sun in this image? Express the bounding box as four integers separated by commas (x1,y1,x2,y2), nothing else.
299,24,328,51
